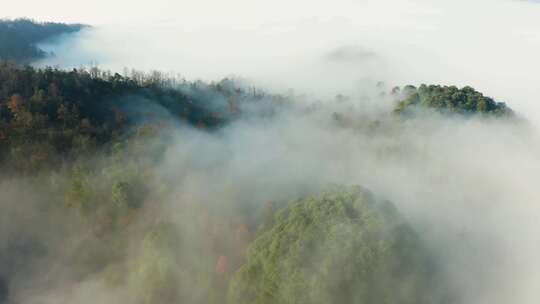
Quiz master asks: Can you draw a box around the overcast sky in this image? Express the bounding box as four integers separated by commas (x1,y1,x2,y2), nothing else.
3,0,539,28
3,0,443,26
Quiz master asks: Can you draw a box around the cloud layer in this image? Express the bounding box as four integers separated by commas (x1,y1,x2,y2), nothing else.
31,0,540,126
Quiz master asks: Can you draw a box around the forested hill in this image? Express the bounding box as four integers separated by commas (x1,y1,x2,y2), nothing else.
393,84,512,117
0,18,85,63
0,63,284,173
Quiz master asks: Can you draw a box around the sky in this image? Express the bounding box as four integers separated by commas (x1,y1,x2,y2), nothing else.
3,0,440,26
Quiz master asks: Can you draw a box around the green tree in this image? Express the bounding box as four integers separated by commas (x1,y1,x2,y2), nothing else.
229,186,451,304
394,84,512,117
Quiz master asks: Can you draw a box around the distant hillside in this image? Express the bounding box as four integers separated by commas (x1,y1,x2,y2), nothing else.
0,18,86,63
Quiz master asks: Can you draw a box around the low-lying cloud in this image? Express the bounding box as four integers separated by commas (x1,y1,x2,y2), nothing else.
2,91,540,303
34,0,540,125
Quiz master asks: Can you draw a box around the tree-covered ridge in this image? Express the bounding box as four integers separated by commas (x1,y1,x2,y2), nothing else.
394,84,512,116
0,63,284,173
228,186,453,304
0,18,86,63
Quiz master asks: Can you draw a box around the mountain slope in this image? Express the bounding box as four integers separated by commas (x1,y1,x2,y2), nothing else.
0,18,85,63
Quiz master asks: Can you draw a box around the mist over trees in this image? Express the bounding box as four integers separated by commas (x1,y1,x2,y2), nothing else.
0,62,287,174
0,18,526,304
0,61,514,303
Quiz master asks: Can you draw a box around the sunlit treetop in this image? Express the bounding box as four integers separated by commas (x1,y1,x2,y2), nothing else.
394,84,512,117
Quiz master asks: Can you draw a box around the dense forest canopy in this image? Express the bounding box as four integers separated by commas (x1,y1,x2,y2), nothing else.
394,84,512,116
0,19,85,63
0,62,286,173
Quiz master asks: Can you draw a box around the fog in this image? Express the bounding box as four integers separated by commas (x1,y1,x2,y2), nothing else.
2,0,540,303
31,0,540,121
2,91,539,303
